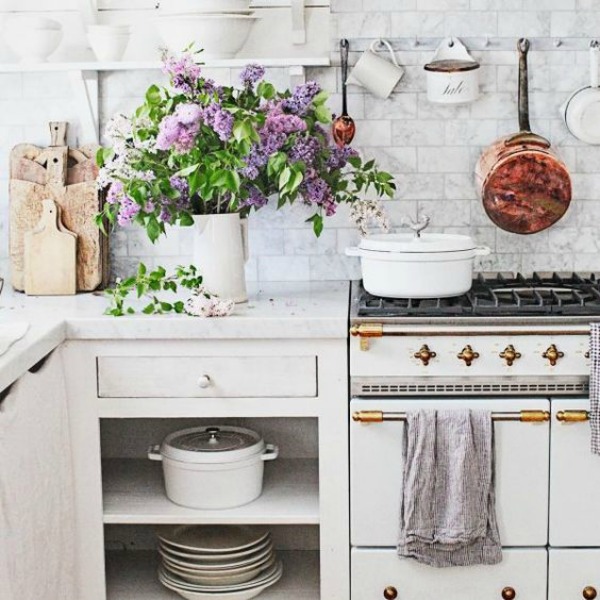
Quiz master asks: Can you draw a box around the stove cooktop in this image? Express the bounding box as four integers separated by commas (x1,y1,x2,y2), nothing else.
354,273,600,319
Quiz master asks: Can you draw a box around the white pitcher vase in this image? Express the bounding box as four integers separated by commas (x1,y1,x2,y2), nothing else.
192,213,249,303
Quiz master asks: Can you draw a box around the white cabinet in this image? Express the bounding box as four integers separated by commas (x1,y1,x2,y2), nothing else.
0,350,78,600
550,398,600,546
352,548,548,600
549,549,600,600
62,337,348,600
351,398,550,547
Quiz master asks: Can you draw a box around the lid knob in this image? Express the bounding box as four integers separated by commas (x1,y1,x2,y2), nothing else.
401,214,430,238
205,427,221,443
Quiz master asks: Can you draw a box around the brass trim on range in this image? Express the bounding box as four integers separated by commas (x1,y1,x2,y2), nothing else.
458,344,479,366
352,410,550,423
556,410,590,423
350,323,383,351
543,344,564,366
414,344,436,366
500,344,521,366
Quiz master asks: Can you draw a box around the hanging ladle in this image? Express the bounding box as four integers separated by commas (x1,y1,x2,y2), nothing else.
332,38,356,147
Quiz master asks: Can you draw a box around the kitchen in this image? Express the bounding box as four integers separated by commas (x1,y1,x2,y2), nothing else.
1,1,600,599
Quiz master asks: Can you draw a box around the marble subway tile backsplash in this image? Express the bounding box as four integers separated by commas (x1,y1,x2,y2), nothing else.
3,3,600,285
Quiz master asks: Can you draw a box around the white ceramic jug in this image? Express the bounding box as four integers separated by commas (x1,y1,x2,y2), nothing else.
192,213,248,303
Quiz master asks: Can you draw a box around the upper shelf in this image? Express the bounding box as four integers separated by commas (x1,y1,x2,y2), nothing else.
0,57,330,73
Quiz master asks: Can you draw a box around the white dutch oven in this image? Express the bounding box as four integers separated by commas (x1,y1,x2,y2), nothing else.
346,233,490,299
148,426,278,509
561,40,600,144
424,37,480,104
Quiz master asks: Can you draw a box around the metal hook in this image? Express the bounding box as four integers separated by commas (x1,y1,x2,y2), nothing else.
591,39,600,49
554,38,563,48
412,35,419,48
448,38,455,48
483,36,490,48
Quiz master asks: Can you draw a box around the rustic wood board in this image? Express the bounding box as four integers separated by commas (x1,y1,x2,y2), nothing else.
24,199,77,296
9,122,107,292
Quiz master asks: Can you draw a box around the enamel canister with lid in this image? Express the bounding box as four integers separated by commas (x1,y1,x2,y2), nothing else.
425,37,480,104
148,425,279,509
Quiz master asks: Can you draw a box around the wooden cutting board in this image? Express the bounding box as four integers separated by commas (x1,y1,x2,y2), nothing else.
9,122,108,292
24,199,77,296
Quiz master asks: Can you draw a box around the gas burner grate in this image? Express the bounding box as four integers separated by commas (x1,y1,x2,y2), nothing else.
356,272,600,318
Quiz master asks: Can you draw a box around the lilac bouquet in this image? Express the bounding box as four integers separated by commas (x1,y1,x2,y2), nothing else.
97,49,395,240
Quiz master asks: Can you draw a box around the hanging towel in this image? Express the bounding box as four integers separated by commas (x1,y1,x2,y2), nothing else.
397,409,502,567
0,351,76,600
589,323,600,454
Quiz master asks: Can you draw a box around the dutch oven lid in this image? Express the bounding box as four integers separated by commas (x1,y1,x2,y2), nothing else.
424,59,480,73
359,233,477,254
161,426,265,464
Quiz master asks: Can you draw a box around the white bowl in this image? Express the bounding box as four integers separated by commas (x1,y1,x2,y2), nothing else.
4,16,63,63
155,14,257,59
87,25,131,62
158,0,250,13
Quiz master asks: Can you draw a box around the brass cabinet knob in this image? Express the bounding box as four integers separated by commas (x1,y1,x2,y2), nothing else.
414,344,436,366
499,345,521,366
583,586,598,600
502,587,517,600
458,345,479,366
383,586,398,600
543,344,564,366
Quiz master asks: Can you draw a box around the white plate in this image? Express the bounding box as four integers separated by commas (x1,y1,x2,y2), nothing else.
159,538,272,563
159,526,270,553
160,546,274,572
162,557,275,586
158,560,282,592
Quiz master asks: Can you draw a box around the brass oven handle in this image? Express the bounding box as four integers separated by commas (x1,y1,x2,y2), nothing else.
458,345,479,366
556,410,590,423
414,344,436,366
543,344,564,366
583,586,597,600
353,410,550,423
502,587,516,600
383,586,398,600
500,345,521,366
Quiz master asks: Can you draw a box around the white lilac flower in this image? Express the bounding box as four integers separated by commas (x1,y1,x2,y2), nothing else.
184,287,235,318
349,198,390,237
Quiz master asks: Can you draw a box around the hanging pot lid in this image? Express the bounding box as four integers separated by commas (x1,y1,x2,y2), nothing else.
424,59,480,73
160,426,265,464
359,233,478,254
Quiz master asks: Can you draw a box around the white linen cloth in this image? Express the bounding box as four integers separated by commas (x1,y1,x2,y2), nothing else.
589,323,600,454
397,409,502,567
0,351,76,600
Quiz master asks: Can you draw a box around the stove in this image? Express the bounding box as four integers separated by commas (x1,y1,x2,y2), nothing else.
349,273,600,397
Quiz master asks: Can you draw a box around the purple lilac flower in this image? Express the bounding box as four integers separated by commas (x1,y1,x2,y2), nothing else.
155,110,201,153
170,176,191,210
282,81,321,115
263,113,307,135
117,196,141,226
106,181,124,205
156,115,182,151
144,200,155,213
158,207,171,223
299,175,337,216
290,135,321,165
175,103,203,125
240,64,265,88
162,52,202,96
240,185,269,209
326,144,358,170
212,108,234,142
240,146,268,180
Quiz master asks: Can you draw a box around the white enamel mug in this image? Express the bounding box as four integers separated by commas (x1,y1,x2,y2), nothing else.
346,39,404,99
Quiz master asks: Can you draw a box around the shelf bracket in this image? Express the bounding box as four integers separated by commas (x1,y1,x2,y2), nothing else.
291,0,306,45
68,69,99,145
289,65,306,87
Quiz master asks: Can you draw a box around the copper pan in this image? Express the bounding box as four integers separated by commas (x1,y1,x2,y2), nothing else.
475,39,571,235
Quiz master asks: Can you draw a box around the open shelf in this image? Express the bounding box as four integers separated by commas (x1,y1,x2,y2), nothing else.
106,549,320,599
103,458,319,525
0,57,330,73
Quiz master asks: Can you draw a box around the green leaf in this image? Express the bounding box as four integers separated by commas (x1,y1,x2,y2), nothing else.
364,159,375,170
179,212,195,227
257,81,276,100
307,214,324,237
147,217,162,243
136,283,145,298
96,147,106,168
189,167,204,197
142,303,156,314
279,167,292,191
174,301,185,314
267,152,286,178
145,84,162,106
233,118,254,142
312,90,329,106
348,156,362,169
314,104,332,124
160,302,173,311
175,164,200,178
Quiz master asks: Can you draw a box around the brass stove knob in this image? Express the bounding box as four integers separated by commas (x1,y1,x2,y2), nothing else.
414,344,436,366
543,344,564,366
583,586,598,600
502,587,517,600
458,345,479,366
383,586,398,600
500,345,521,366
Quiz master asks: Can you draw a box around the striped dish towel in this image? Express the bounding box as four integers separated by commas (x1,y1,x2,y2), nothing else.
590,323,600,454
397,409,502,568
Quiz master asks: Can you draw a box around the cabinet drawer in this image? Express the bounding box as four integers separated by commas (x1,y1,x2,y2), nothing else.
97,355,317,398
352,548,547,600
549,549,600,600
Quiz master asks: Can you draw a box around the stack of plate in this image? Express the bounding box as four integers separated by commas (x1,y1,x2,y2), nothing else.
158,525,283,600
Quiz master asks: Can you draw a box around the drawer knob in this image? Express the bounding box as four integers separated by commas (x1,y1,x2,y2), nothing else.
583,586,598,600
500,345,521,366
458,345,479,366
543,344,564,366
502,587,516,600
197,375,212,389
383,586,398,600
414,344,436,366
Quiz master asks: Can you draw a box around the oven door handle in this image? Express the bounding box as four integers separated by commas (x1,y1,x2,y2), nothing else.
352,410,550,423
556,410,590,423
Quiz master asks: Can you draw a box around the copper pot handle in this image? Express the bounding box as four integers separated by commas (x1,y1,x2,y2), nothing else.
518,37,531,133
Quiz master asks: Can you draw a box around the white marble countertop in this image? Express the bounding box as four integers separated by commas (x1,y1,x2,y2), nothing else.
0,281,350,393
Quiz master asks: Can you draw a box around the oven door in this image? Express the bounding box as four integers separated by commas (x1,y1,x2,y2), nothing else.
350,397,550,547
549,397,600,546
